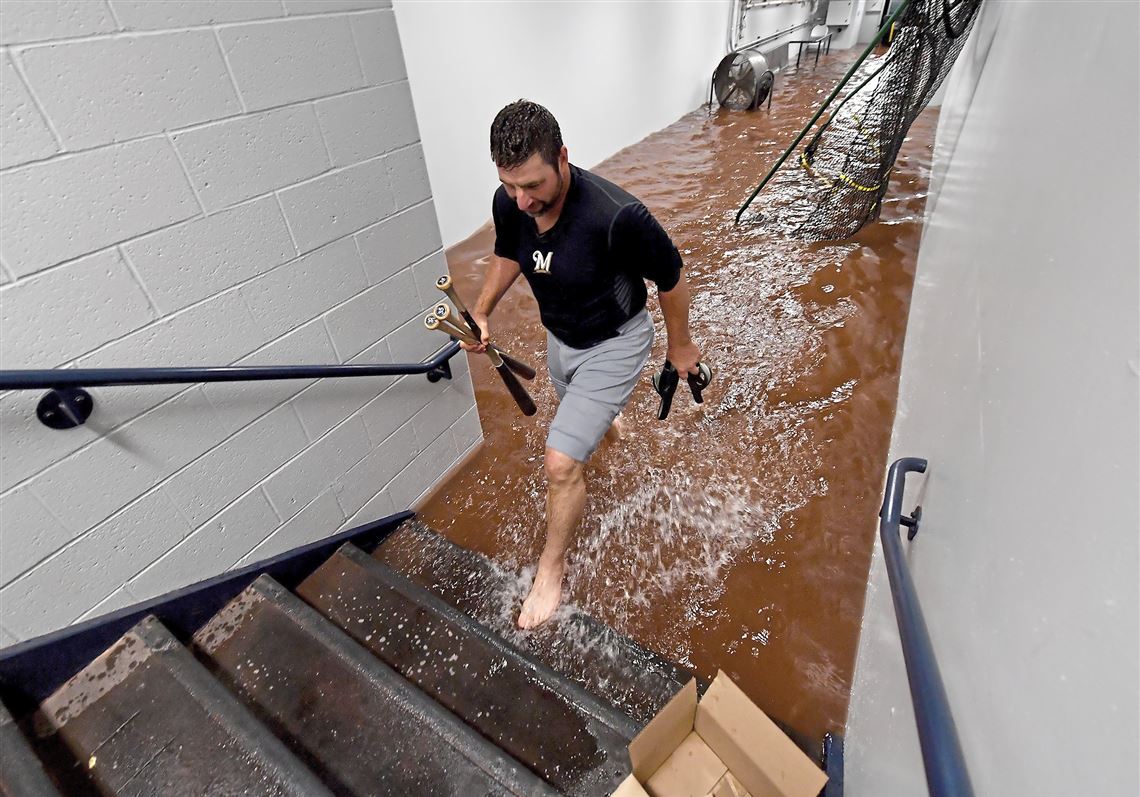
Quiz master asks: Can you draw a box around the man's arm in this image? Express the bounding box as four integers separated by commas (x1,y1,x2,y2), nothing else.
610,202,701,374
658,271,701,376
462,255,521,352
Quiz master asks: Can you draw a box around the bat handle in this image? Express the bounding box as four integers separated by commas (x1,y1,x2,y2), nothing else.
459,308,484,342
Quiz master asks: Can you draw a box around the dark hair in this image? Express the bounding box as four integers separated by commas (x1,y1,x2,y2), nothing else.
489,100,563,170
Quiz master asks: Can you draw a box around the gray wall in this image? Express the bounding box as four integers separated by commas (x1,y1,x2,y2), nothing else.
844,2,1139,795
0,0,479,645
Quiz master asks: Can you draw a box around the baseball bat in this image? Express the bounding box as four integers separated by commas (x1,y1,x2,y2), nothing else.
434,276,538,381
422,314,537,417
431,309,535,381
432,302,537,381
434,316,486,347
426,313,489,350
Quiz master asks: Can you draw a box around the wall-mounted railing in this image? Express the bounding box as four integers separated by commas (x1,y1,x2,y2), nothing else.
0,342,462,430
879,457,975,797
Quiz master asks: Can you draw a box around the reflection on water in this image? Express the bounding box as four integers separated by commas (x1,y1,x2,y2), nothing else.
419,49,933,743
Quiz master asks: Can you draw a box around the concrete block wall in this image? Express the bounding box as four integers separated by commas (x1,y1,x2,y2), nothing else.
0,0,481,647
844,3,1138,794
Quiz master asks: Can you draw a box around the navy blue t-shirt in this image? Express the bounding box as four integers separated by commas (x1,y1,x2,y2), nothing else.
492,165,682,349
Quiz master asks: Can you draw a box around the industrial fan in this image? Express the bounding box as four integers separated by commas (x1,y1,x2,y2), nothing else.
712,50,774,110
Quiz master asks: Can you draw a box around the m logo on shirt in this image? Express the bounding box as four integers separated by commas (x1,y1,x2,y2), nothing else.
532,250,553,274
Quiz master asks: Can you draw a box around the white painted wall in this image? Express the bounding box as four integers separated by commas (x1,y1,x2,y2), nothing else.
845,2,1139,795
393,0,734,246
828,0,866,49
0,0,480,645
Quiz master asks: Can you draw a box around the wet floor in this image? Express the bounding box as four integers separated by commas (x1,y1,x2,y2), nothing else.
418,50,935,744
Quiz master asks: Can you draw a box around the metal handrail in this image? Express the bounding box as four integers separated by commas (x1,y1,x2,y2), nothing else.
0,341,462,429
0,342,461,390
879,457,974,797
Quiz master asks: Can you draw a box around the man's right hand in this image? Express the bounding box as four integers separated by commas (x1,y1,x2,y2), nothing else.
459,311,491,353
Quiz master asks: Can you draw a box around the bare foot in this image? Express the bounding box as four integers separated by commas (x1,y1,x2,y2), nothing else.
518,557,565,629
603,414,624,444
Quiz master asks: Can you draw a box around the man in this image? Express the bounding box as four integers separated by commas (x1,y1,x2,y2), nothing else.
462,100,701,629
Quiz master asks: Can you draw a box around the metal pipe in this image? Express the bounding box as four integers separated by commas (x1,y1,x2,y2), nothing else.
727,0,741,52
736,20,812,52
879,457,975,797
742,0,808,9
0,342,462,390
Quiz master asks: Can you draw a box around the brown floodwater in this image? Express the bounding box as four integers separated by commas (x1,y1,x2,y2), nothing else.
419,50,934,744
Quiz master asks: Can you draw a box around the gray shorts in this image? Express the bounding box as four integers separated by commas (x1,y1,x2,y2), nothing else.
546,309,654,462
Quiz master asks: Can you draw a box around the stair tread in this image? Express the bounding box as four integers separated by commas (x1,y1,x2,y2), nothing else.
195,574,553,797
374,521,693,726
298,543,633,794
31,616,330,797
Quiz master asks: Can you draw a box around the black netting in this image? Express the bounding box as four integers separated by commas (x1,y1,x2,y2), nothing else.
743,0,982,240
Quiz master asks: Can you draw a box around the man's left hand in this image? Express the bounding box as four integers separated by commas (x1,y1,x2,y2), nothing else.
667,340,702,376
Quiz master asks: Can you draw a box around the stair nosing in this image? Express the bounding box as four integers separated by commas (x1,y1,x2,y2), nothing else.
382,522,695,691
339,542,644,740
232,574,559,797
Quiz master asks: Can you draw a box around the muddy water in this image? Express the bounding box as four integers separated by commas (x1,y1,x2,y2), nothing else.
419,52,934,744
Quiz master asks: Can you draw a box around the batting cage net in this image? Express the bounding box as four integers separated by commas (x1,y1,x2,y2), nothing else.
738,0,983,240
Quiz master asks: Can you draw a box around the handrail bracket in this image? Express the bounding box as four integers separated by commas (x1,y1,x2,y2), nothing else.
899,505,922,540
37,388,94,430
426,358,453,384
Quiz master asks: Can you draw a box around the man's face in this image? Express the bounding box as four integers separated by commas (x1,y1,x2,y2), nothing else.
497,149,567,218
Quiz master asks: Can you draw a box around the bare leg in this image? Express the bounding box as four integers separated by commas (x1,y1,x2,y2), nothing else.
518,448,586,629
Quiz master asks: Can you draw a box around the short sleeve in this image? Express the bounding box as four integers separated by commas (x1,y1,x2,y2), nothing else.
609,202,683,291
492,187,520,261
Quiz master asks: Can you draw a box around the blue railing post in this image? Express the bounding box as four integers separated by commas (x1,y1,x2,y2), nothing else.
879,458,975,797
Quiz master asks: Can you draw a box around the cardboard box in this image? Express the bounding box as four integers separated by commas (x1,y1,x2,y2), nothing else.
610,672,827,797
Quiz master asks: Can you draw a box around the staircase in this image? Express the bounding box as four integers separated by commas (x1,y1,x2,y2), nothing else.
0,520,692,796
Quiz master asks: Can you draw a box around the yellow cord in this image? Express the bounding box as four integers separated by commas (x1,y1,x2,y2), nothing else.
799,151,881,192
